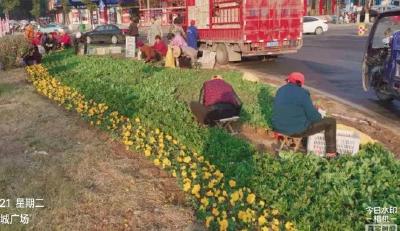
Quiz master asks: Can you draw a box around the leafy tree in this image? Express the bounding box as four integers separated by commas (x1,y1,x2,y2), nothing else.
30,0,40,19
0,0,20,19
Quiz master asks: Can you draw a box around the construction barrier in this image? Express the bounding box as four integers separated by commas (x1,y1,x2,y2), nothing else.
358,23,368,36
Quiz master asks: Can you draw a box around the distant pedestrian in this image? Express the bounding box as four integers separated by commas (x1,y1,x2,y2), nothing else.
187,20,199,49
128,17,139,37
169,15,186,39
147,17,163,46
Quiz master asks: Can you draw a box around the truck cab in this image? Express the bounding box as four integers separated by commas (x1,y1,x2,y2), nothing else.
362,10,400,102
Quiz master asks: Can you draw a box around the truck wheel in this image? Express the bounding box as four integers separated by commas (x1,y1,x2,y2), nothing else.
375,87,394,103
86,36,92,44
216,44,229,65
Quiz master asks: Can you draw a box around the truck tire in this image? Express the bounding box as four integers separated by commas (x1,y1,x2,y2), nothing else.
375,87,394,103
86,36,92,44
216,43,228,65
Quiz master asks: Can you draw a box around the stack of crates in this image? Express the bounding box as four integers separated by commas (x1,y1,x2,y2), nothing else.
307,130,361,157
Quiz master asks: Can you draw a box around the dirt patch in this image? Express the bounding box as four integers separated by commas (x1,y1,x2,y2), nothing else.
0,69,203,231
235,68,400,157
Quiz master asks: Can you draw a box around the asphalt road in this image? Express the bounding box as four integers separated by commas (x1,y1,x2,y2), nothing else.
233,24,400,122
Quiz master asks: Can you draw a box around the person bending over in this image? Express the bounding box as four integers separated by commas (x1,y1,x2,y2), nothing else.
190,75,242,125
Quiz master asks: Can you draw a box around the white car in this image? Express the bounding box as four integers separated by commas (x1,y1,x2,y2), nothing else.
303,16,329,35
38,23,68,34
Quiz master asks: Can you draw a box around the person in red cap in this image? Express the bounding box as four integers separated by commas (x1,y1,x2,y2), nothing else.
187,19,199,49
190,75,242,125
272,72,337,158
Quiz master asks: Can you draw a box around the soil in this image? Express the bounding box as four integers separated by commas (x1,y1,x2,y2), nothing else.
236,69,400,158
0,68,204,231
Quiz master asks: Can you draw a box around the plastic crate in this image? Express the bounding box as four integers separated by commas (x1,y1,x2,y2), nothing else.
307,130,361,157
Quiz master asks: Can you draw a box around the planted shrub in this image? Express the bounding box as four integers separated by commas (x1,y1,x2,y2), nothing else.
0,35,30,70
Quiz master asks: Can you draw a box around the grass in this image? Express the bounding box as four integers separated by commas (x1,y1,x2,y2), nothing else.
0,83,16,96
42,50,400,230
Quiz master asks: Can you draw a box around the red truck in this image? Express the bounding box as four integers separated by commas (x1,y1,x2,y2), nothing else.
185,0,304,64
139,0,303,64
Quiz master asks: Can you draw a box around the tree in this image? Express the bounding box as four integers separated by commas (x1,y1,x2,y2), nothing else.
82,0,97,28
30,0,40,19
61,0,70,24
0,0,20,19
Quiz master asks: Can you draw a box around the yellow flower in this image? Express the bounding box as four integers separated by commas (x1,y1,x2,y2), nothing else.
155,128,160,134
246,193,256,204
172,170,176,177
272,209,280,216
259,200,265,207
230,191,240,204
183,182,191,192
144,149,151,157
285,222,296,231
135,117,140,123
206,191,214,197
183,156,191,163
203,172,212,180
191,184,200,195
205,216,213,228
162,158,171,167
261,227,269,231
229,180,236,188
219,219,228,231
201,197,209,207
166,135,172,140
218,196,225,203
258,216,266,225
153,159,160,166
212,208,219,216
272,218,280,226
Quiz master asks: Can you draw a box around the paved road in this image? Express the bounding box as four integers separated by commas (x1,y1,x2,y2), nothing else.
233,24,400,122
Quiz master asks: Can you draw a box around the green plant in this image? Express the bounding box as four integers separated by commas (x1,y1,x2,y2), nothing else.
0,35,30,70
42,50,400,230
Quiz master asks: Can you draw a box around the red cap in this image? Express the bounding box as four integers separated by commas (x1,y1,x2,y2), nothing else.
286,72,305,86
190,20,196,26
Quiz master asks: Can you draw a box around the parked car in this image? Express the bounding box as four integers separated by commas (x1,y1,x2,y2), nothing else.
303,16,328,35
84,24,124,44
38,23,68,33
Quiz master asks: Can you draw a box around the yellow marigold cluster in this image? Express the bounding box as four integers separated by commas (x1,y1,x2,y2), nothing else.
26,64,297,231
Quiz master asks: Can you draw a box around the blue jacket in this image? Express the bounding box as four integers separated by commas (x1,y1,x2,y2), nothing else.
272,83,322,135
187,26,198,49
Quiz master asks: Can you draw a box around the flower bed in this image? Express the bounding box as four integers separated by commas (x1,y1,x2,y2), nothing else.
26,64,293,231
36,50,400,230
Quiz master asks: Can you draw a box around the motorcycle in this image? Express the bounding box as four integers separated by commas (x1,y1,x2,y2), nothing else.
362,11,400,102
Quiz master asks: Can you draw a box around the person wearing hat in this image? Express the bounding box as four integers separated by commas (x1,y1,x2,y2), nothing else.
187,20,199,49
272,72,337,158
190,75,242,125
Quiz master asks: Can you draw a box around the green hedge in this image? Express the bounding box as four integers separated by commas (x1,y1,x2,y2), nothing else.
43,50,400,230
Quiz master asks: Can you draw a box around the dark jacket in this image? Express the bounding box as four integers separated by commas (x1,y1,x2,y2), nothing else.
128,22,139,37
272,83,321,135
